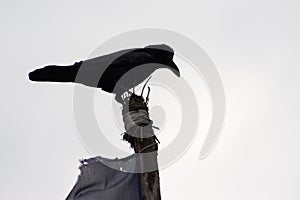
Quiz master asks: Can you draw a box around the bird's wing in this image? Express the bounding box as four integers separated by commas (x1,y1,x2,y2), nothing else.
114,50,154,66
98,50,155,93
101,50,154,81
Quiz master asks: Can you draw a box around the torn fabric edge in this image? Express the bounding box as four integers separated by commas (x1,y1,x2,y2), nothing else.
66,154,142,200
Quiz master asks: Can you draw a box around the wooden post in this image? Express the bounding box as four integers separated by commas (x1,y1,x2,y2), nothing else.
121,92,161,200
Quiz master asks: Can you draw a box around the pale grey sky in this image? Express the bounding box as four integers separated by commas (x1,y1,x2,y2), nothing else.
1,0,300,199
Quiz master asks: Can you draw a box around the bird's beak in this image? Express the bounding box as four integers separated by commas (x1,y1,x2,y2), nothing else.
167,60,180,77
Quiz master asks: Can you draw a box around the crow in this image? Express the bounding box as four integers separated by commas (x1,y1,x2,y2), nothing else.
28,44,180,103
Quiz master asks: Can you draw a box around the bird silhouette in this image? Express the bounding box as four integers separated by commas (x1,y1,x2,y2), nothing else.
28,44,180,103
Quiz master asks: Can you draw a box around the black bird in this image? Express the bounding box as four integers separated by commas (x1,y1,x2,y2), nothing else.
28,44,180,103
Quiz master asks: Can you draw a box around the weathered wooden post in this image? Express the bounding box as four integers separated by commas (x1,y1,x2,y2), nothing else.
121,87,161,200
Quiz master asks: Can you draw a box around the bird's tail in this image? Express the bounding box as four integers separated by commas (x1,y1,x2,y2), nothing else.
28,61,82,83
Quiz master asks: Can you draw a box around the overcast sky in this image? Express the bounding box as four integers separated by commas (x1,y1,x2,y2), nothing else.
1,0,300,199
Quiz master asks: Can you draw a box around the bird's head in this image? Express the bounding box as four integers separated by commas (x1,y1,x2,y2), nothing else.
144,44,180,77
